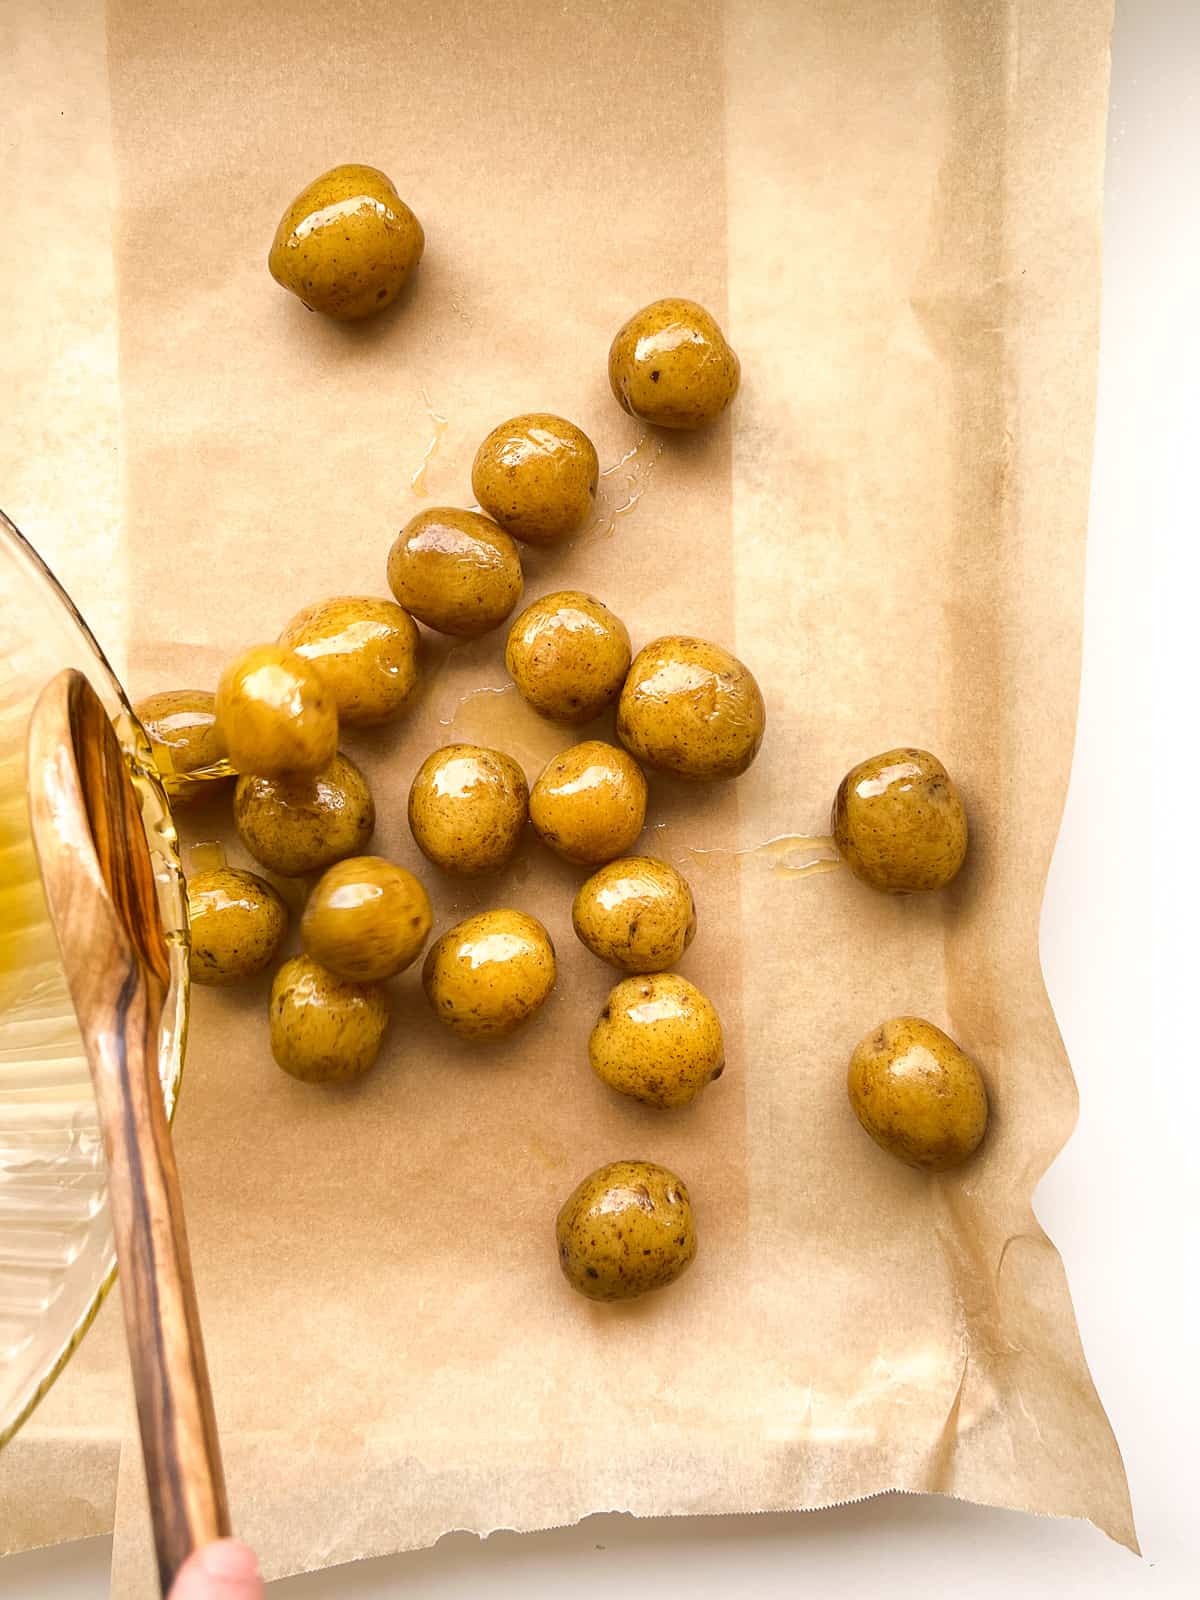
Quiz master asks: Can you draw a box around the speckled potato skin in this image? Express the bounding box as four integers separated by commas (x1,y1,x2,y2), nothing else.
617,636,765,782
422,909,556,1040
408,744,529,875
234,752,374,877
216,643,338,778
135,690,230,803
471,413,599,545
848,1016,988,1171
589,973,724,1109
608,298,740,430
279,597,419,727
387,508,523,638
186,867,287,986
269,955,390,1083
556,1160,697,1302
572,856,696,973
301,855,432,982
832,748,967,893
504,590,632,724
530,741,647,866
268,164,424,321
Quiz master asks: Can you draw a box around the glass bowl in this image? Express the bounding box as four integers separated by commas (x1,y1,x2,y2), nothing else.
0,510,188,1448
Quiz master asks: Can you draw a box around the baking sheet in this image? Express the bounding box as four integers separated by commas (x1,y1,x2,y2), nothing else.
0,0,1134,1587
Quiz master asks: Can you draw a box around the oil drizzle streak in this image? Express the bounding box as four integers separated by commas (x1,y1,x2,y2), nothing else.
577,434,664,541
410,388,448,497
684,833,842,881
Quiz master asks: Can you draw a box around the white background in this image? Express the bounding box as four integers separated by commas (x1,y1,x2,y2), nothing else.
7,0,1197,1592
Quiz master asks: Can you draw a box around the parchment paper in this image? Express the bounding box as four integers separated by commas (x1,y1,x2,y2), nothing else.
0,0,128,1553
0,0,1134,1587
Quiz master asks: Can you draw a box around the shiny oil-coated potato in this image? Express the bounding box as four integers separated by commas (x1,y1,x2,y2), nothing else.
556,1160,696,1302
530,741,646,866
135,690,230,803
848,1016,988,1172
608,298,740,430
408,744,528,875
268,164,424,322
422,909,555,1040
387,508,523,638
216,643,338,777
504,591,631,725
617,636,765,781
234,752,374,877
572,856,696,973
471,413,599,545
832,748,968,893
269,955,390,1083
279,597,419,727
589,973,723,1109
186,867,287,986
301,855,431,982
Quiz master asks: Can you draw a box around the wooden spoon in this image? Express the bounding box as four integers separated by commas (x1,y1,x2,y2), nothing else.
27,668,229,1596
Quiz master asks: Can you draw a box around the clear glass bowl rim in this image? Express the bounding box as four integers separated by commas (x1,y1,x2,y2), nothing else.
0,508,188,1450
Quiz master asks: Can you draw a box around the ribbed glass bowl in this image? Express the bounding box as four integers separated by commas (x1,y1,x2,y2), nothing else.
0,511,188,1448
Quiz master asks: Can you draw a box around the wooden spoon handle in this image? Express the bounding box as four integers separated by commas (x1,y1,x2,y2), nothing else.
92,972,231,1593
28,669,229,1593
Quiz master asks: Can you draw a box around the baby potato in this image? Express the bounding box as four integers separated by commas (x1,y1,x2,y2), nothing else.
556,1160,696,1302
617,635,764,781
422,908,555,1040
269,955,390,1083
216,643,338,777
608,297,740,430
279,596,419,727
572,856,696,973
848,1016,988,1171
408,744,528,875
301,855,431,982
187,866,287,986
234,752,374,877
387,507,523,638
589,972,724,1109
530,741,647,866
505,590,631,724
135,689,230,803
832,748,968,893
471,413,599,545
268,163,424,321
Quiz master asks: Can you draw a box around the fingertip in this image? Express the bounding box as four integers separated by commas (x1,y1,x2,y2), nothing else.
169,1539,263,1599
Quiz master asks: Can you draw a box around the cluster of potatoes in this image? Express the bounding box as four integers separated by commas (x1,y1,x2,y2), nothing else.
136,162,989,1306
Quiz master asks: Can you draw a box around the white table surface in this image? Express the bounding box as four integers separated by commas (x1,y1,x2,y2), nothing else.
7,0,1197,1592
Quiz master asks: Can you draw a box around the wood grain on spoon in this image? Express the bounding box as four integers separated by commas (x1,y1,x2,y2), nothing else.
27,668,229,1596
